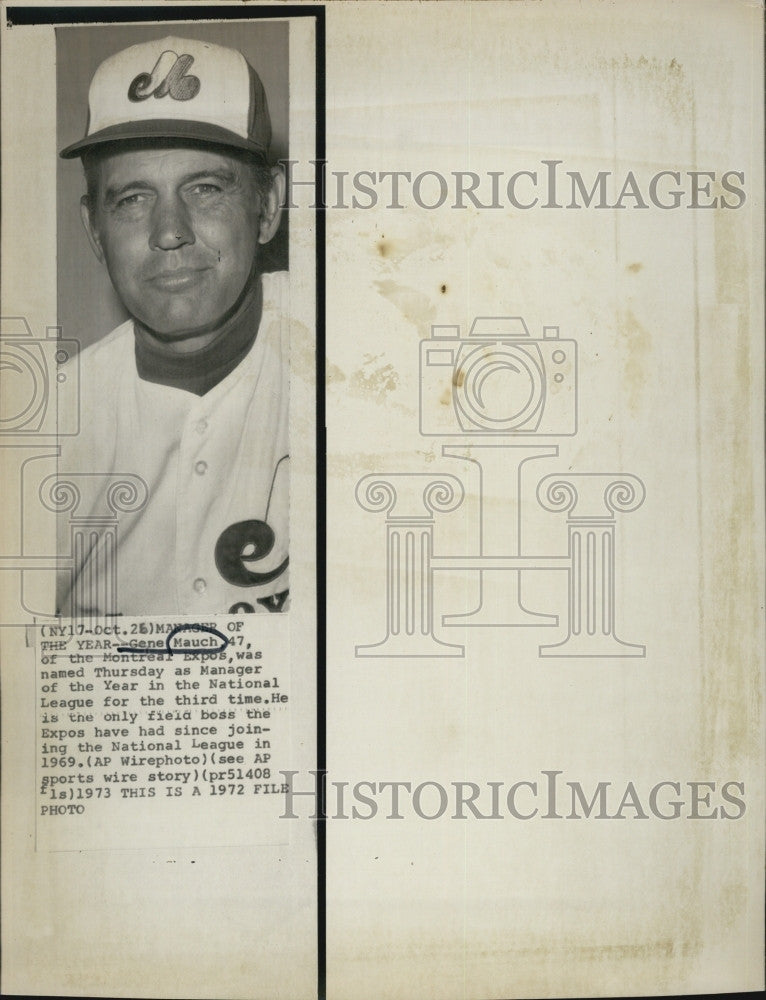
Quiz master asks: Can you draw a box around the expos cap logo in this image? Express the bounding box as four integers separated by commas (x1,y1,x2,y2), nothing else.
127,50,201,102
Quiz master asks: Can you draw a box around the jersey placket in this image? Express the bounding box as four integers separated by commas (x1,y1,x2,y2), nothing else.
176,400,216,612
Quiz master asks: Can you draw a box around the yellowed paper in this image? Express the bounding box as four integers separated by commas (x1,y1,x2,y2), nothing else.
2,5,318,998
2,1,764,998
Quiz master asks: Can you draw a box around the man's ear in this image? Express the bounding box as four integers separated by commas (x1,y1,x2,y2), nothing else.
80,196,105,263
257,166,286,245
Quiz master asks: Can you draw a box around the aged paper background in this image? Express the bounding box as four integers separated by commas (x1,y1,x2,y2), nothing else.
322,1,763,998
1,5,318,998
2,0,765,998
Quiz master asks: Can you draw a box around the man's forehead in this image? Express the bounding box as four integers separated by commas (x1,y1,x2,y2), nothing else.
96,144,246,182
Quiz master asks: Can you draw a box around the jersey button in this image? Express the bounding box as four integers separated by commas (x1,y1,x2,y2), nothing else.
194,460,208,476
193,577,207,594
196,419,208,434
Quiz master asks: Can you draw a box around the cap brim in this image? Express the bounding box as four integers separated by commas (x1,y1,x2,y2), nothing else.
60,119,269,159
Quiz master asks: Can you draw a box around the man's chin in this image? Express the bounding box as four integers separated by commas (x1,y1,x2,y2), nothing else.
127,273,258,343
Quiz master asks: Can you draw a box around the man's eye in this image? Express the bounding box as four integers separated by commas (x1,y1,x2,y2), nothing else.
189,183,222,196
116,193,148,208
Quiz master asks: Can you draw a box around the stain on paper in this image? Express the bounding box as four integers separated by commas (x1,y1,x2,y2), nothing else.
350,352,400,403
374,279,437,333
618,308,652,411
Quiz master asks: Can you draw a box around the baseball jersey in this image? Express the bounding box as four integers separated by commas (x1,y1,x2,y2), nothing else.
56,270,289,618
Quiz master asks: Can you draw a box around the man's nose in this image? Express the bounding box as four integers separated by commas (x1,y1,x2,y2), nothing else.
148,195,195,251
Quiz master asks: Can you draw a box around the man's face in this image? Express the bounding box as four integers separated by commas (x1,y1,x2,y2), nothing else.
83,145,268,337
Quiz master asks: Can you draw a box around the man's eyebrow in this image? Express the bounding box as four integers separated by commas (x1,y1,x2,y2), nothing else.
181,168,239,186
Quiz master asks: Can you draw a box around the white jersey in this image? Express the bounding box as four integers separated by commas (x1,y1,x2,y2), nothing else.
57,271,289,618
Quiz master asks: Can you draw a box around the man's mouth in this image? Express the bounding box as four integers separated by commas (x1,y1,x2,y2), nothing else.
147,267,211,291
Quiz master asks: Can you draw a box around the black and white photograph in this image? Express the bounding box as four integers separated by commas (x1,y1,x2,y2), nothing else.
55,22,297,617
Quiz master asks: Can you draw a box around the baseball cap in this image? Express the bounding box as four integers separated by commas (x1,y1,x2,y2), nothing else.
60,35,272,159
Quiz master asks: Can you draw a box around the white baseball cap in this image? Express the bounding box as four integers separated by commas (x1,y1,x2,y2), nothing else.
60,35,272,159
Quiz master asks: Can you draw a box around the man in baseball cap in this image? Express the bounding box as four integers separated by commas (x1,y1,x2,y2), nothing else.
56,35,291,618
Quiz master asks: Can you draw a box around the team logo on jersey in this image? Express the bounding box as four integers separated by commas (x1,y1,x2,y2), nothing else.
128,51,201,102
214,519,288,587
217,457,289,613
